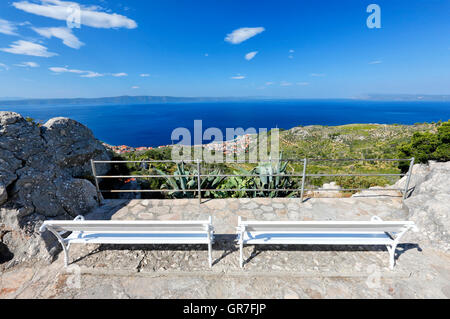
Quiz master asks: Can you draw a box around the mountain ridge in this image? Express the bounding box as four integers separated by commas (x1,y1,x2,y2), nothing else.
1,94,449,106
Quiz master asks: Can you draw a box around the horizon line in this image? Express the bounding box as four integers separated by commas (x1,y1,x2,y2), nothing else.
1,93,450,102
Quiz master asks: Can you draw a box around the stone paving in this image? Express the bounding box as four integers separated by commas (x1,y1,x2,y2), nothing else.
1,195,449,298
88,194,407,234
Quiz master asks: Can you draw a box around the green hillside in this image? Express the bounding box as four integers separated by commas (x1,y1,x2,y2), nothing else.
104,121,445,199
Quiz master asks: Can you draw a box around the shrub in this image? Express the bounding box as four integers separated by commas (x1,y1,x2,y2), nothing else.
397,120,450,171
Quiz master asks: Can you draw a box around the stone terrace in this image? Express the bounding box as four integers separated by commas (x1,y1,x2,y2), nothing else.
2,196,450,298
88,195,408,233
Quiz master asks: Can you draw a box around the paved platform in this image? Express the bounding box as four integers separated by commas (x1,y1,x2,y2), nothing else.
3,195,449,299
88,195,407,234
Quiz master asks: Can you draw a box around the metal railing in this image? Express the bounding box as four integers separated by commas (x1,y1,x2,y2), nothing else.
91,157,415,204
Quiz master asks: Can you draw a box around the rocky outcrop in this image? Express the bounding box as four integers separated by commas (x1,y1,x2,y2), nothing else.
394,161,450,251
0,111,111,268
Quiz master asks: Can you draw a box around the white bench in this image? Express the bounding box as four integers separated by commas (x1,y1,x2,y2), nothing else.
236,216,418,269
40,216,214,268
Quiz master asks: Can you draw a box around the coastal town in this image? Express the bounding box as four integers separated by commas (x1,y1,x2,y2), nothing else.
102,134,254,156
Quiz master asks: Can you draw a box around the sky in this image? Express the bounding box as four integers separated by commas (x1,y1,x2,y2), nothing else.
0,0,449,99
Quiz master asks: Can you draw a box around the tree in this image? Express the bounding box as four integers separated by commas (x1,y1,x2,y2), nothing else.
397,120,450,172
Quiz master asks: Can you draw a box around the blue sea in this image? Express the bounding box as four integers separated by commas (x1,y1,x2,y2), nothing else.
2,100,449,147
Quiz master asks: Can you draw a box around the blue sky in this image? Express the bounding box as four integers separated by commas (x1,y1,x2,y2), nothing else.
0,0,448,99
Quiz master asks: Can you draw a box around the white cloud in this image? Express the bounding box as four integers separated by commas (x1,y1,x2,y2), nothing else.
49,66,81,73
131,86,139,89
13,0,137,29
0,19,19,36
296,82,309,86
81,71,102,78
230,74,245,79
225,27,265,44
265,81,274,86
245,51,258,61
50,66,84,74
369,60,382,64
280,81,292,86
204,53,208,57
140,73,150,77
32,26,84,49
288,49,294,59
49,66,103,77
310,73,325,77
49,66,130,78
0,63,9,70
15,61,40,67
0,40,57,57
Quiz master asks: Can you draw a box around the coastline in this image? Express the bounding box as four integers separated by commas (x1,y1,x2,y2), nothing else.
102,134,252,155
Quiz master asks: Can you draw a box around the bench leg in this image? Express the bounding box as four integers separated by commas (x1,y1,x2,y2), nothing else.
387,245,396,270
61,243,70,268
239,240,244,268
208,241,212,268
46,227,70,267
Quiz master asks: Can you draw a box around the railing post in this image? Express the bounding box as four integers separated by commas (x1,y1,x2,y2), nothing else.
197,159,202,204
403,157,415,199
300,158,308,202
90,159,102,204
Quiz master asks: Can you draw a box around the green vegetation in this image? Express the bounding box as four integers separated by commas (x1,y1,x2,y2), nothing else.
397,120,450,172
24,116,44,127
102,121,447,199
156,162,225,198
214,154,298,198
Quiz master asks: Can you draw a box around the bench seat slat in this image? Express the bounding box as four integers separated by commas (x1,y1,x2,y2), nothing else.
241,231,393,245
66,232,210,244
45,221,209,233
241,223,412,233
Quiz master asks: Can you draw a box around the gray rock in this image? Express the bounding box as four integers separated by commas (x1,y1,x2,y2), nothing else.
57,178,101,217
0,111,111,268
394,161,450,251
42,117,110,177
0,182,8,205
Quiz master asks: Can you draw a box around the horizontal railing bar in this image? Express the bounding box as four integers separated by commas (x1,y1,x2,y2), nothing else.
100,189,197,193
96,174,305,178
199,173,404,177
93,158,413,164
306,173,405,177
100,188,403,193
306,158,412,162
199,174,303,177
304,188,403,191
203,188,402,192
93,160,199,163
96,173,405,179
202,189,301,192
96,175,196,179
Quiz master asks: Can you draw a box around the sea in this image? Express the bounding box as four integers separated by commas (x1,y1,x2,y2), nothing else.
2,99,449,147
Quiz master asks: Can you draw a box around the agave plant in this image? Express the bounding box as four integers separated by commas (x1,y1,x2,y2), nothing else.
253,154,297,197
217,154,297,198
217,167,257,198
155,162,226,198
200,169,227,197
154,162,195,198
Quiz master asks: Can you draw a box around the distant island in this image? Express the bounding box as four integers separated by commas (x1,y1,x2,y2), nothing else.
0,95,271,106
356,94,450,101
0,94,449,106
